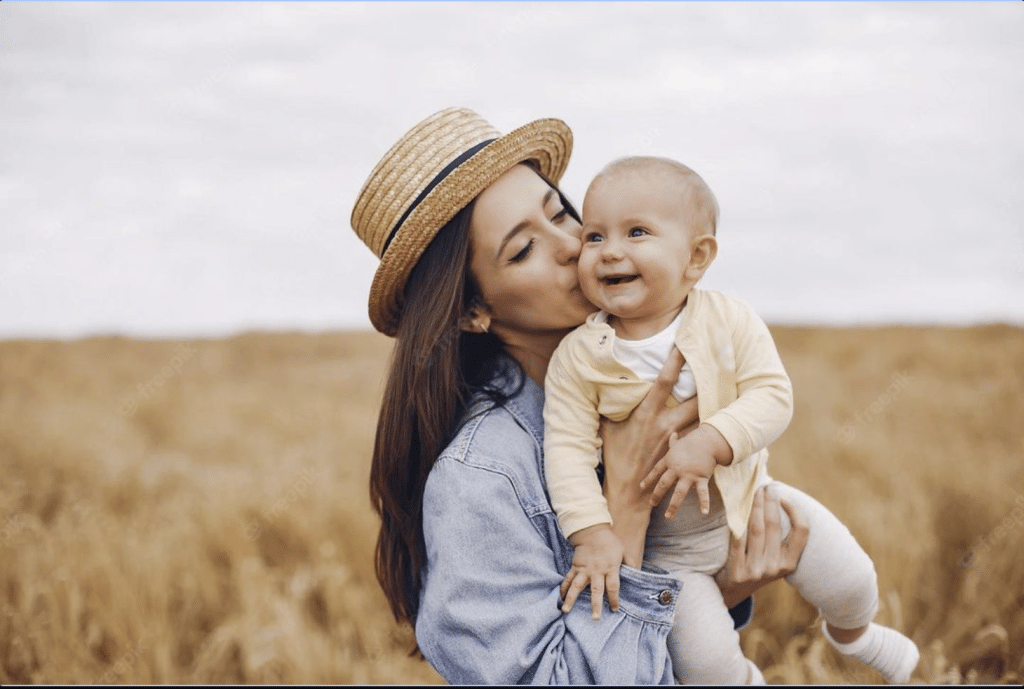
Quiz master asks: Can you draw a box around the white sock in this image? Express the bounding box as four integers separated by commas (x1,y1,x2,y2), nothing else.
822,621,920,684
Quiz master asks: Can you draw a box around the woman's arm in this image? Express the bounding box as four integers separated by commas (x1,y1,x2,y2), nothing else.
600,348,699,567
416,453,679,685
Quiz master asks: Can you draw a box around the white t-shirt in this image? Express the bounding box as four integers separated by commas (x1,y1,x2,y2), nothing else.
609,307,697,403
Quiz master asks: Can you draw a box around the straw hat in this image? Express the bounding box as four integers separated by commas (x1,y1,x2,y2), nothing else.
351,107,573,336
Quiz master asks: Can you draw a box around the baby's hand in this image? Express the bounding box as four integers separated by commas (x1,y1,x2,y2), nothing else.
641,429,718,519
560,524,625,620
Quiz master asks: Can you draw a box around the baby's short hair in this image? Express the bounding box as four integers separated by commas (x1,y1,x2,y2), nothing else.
592,156,719,236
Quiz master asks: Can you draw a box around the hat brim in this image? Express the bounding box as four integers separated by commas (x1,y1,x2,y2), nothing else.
368,117,572,336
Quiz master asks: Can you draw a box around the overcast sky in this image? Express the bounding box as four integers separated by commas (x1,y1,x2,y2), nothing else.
2,2,1022,338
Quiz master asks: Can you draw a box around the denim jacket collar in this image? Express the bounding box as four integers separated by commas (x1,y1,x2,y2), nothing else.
466,355,545,448
499,367,545,446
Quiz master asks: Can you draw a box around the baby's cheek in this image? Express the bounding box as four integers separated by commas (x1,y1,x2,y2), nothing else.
578,280,604,309
577,256,601,288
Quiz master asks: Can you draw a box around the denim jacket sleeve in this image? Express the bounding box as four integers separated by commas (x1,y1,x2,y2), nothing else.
414,376,753,684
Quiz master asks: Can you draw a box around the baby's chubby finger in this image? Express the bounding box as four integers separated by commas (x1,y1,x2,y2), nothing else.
590,576,605,620
650,470,678,507
559,569,574,601
606,571,621,613
640,460,666,491
561,571,588,614
664,479,692,519
697,478,711,516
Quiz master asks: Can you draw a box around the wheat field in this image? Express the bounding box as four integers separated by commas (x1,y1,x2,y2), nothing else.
1,325,1021,684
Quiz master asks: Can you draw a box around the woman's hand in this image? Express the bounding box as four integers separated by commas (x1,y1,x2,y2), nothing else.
600,348,698,568
715,484,810,609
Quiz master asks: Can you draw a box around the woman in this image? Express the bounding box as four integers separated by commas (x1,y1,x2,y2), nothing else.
349,108,809,684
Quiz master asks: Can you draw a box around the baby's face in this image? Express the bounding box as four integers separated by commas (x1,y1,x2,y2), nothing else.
579,170,700,328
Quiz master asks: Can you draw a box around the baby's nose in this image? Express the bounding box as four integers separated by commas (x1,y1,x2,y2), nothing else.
600,240,623,260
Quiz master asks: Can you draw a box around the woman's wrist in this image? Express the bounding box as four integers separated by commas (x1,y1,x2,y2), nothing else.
604,480,651,568
716,572,759,610
597,349,700,569
610,511,649,569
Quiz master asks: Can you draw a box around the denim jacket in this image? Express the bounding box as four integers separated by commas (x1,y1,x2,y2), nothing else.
415,362,752,684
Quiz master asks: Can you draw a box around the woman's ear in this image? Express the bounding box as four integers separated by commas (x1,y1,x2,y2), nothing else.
458,299,492,334
685,234,718,281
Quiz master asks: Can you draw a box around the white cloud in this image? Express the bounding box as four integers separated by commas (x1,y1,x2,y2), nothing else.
1,1,1022,336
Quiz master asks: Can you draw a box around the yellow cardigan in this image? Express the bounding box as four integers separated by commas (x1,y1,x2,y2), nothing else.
543,289,793,539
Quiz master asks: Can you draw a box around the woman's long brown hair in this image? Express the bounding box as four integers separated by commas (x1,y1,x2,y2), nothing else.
369,199,508,630
368,164,580,635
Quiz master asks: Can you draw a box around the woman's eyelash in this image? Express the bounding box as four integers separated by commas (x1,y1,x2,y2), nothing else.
508,205,571,263
510,238,534,263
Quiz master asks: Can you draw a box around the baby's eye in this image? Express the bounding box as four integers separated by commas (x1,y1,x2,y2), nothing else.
628,226,648,238
584,232,604,243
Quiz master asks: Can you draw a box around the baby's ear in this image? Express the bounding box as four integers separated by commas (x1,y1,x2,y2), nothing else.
685,234,718,281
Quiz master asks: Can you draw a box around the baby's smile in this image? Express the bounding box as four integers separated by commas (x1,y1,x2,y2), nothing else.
599,273,640,286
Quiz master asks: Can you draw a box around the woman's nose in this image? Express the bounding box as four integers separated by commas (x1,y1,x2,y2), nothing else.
554,230,581,265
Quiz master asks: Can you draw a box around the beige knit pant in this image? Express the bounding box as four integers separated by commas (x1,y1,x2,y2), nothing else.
645,480,880,685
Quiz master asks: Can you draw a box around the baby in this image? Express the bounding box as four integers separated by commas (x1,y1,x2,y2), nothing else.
543,156,919,684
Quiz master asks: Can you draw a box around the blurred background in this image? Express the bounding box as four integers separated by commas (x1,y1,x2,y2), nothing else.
2,1,1022,339
1,2,1022,685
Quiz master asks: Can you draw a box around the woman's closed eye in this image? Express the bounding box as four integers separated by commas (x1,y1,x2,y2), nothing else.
509,238,534,263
